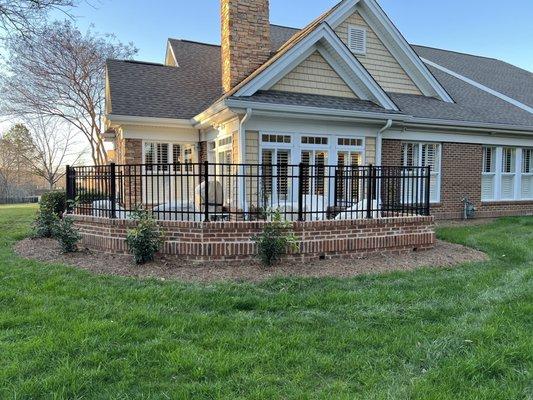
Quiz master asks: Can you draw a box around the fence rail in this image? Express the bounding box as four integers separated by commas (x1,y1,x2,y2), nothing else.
66,162,431,222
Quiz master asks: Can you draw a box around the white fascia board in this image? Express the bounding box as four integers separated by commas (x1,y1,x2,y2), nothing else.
384,129,533,147
404,116,533,135
421,58,533,115
355,0,454,103
107,114,195,128
225,98,403,122
325,0,361,27
233,23,398,110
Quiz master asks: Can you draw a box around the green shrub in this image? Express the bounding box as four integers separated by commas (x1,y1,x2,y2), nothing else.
32,203,60,238
53,216,81,253
40,191,67,217
126,208,163,265
253,211,299,267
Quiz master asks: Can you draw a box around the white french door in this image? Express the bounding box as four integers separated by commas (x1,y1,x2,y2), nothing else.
261,148,291,204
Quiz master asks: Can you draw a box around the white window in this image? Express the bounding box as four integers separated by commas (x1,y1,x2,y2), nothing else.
500,147,516,200
261,148,291,202
262,134,291,144
338,138,363,147
401,142,441,203
481,147,496,201
301,136,328,145
481,146,533,201
144,142,184,172
348,25,367,55
521,148,533,199
301,150,328,196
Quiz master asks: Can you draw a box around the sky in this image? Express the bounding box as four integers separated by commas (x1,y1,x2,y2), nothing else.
60,0,533,71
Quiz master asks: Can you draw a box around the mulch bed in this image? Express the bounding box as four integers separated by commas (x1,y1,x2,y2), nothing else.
14,238,488,283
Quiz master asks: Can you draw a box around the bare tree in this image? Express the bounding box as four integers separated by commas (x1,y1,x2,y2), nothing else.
0,123,36,198
25,116,84,190
0,0,76,38
0,20,137,165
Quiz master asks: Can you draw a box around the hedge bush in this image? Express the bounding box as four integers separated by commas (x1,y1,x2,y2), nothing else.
40,191,67,218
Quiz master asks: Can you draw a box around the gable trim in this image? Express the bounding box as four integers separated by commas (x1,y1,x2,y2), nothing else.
326,0,454,102
234,23,398,110
421,58,533,114
165,41,178,67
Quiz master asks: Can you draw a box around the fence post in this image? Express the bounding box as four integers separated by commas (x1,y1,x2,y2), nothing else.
298,162,305,222
366,164,374,219
109,163,117,219
65,165,72,213
425,165,431,216
203,160,209,222
333,167,339,208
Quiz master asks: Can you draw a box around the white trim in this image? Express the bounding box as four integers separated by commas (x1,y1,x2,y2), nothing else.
233,23,398,110
420,58,533,114
326,0,361,28
165,41,179,67
383,129,533,147
108,114,195,128
226,98,401,121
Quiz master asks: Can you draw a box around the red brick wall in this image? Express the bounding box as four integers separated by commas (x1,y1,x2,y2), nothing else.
72,215,436,262
382,139,533,219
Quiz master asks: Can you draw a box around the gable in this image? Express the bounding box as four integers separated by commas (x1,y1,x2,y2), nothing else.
335,11,422,95
271,51,358,98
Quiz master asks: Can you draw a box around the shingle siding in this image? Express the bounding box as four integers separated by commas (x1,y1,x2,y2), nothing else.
335,12,422,95
271,51,358,98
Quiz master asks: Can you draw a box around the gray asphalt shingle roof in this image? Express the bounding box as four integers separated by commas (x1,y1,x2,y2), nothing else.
106,25,533,129
230,90,402,114
413,45,533,108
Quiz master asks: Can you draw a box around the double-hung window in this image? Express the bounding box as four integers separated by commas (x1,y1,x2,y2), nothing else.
522,148,533,199
401,142,441,203
500,147,516,200
481,147,496,201
482,146,533,201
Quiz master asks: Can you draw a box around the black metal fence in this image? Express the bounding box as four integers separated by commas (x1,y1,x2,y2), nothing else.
66,162,431,222
0,196,40,205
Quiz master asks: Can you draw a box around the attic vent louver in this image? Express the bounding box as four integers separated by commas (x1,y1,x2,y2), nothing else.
348,25,366,55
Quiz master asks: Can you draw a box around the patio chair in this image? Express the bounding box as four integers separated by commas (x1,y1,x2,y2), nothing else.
334,199,380,220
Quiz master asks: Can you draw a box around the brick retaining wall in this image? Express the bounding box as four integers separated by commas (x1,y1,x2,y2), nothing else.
71,215,436,262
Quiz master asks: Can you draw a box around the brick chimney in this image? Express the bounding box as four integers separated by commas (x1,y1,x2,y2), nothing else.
221,0,271,93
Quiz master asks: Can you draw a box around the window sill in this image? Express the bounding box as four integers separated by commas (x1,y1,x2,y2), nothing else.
482,200,533,205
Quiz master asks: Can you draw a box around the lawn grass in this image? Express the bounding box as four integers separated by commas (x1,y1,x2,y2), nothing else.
0,204,531,399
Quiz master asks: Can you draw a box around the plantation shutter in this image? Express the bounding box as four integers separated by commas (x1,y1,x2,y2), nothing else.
422,144,440,202
262,149,273,199
481,147,496,201
500,148,515,200
522,149,533,199
277,150,290,198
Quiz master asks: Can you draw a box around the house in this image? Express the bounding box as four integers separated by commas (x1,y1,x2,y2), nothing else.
104,0,533,220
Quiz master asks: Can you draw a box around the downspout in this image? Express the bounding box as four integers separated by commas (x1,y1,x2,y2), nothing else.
376,119,392,166
238,108,252,213
376,119,392,213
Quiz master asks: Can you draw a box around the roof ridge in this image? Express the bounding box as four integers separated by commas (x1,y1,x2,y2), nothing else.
168,38,220,47
107,59,178,69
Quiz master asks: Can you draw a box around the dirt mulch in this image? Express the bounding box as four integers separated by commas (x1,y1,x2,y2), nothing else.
14,238,488,283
